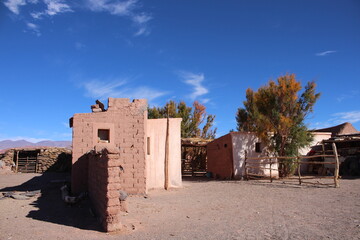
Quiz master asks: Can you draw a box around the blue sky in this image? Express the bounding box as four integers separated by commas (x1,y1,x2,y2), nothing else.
0,0,359,142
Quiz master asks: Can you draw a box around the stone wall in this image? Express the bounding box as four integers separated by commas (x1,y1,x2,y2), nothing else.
0,147,71,173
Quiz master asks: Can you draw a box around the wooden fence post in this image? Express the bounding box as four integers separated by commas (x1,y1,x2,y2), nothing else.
244,151,248,180
332,143,340,188
269,153,273,183
297,156,302,185
164,114,170,190
15,150,19,173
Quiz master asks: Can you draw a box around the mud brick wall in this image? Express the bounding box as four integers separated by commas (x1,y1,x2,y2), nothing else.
87,148,123,232
71,98,147,195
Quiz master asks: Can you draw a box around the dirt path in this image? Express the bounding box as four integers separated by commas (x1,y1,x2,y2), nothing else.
1,173,359,240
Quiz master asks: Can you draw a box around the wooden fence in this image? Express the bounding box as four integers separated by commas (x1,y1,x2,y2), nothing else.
245,143,340,187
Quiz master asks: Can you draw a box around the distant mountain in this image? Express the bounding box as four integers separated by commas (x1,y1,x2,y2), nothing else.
0,140,72,150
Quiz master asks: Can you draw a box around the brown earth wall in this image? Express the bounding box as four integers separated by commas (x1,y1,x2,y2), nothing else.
87,149,125,232
207,134,234,179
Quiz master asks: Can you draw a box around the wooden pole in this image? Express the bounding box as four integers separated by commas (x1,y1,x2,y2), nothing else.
164,113,170,190
297,156,302,185
332,143,340,188
15,151,19,173
269,153,273,183
244,150,248,180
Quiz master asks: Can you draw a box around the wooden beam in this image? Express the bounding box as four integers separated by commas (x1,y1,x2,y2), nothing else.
164,114,170,190
332,143,340,188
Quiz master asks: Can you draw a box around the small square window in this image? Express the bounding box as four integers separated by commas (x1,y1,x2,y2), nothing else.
255,142,261,153
98,129,110,143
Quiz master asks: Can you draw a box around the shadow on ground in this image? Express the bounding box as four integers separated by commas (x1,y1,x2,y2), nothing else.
0,173,102,232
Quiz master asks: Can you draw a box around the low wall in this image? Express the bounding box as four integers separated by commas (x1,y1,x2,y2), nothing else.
87,147,125,232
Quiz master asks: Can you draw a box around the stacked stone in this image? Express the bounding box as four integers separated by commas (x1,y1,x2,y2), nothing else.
37,148,72,172
0,150,15,167
0,147,71,173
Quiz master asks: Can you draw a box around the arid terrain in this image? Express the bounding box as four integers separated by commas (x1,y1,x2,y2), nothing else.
0,172,359,240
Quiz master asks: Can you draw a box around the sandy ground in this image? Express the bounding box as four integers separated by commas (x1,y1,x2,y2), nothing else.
0,173,360,240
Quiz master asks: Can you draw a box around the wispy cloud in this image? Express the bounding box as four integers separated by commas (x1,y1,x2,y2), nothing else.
31,0,72,18
86,0,137,16
84,0,151,36
179,71,209,101
3,0,151,36
336,91,359,102
4,0,26,14
332,111,360,124
311,110,360,129
45,0,72,15
82,78,167,102
315,50,337,56
26,22,41,36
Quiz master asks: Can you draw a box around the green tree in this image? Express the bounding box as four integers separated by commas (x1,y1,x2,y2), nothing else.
148,100,217,139
236,73,320,176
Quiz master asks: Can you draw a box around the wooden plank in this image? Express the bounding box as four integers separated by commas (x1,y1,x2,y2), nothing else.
299,155,335,159
299,161,336,165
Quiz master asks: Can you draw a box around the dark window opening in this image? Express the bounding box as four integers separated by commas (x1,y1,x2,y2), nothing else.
255,142,261,153
147,137,151,155
224,144,228,148
98,129,110,143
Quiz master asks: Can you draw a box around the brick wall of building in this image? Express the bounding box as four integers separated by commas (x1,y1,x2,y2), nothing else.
71,98,147,195
87,147,124,232
207,134,234,179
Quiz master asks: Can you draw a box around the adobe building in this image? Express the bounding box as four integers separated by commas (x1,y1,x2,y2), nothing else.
69,98,182,231
208,131,334,180
207,132,279,180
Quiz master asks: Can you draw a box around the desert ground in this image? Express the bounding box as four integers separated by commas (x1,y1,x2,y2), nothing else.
0,172,359,240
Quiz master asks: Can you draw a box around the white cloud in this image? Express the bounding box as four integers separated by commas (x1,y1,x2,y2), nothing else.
30,12,43,19
4,0,151,36
332,111,360,124
83,79,167,102
26,22,41,36
315,50,337,56
44,0,72,16
4,0,26,14
132,13,152,24
86,0,137,16
311,110,360,129
179,71,209,100
30,0,72,18
84,0,151,36
336,91,359,102
201,98,210,104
